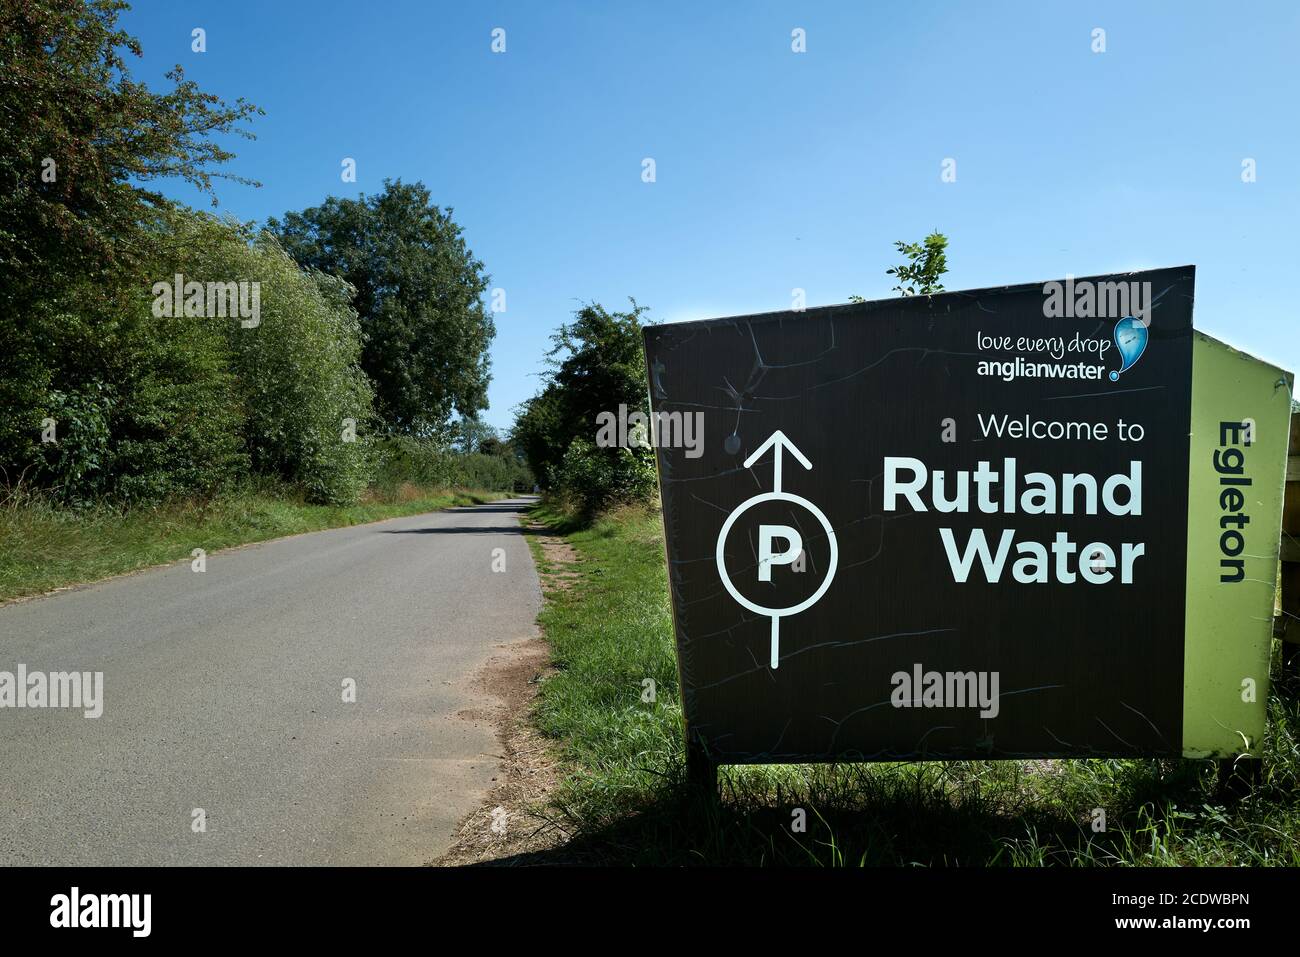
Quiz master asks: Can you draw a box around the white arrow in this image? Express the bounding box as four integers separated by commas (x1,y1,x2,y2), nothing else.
743,429,812,493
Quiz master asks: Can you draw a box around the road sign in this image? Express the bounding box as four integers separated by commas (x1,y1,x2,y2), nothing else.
644,267,1293,765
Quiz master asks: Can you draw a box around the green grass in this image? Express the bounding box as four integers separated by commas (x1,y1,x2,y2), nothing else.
522,501,1300,866
0,481,503,604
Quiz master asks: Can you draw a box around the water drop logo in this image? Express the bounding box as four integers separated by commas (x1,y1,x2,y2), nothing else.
1109,316,1148,381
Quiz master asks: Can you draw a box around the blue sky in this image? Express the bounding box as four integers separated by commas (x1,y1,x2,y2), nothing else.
123,0,1299,430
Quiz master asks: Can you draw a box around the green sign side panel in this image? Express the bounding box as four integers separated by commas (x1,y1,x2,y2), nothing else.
1182,332,1293,757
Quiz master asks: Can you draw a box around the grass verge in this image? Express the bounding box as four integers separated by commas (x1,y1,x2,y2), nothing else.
0,482,504,604
524,500,1300,866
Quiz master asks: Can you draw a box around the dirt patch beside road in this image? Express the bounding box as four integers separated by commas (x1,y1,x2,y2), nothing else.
435,515,590,866
435,634,563,865
528,519,582,591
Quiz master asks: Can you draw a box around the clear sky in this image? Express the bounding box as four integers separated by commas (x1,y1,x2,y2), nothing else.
122,0,1299,430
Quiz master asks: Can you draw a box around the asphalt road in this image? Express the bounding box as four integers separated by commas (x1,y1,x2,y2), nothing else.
0,497,541,865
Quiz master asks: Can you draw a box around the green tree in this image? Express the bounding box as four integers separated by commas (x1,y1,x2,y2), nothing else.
545,300,649,446
452,416,499,454
268,180,495,435
0,0,261,293
477,433,508,458
848,231,950,302
0,0,261,496
512,300,655,510
181,216,375,505
510,388,565,490
19,207,376,505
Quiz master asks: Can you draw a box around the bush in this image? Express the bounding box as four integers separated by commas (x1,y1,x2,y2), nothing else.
33,385,114,501
455,451,534,492
1,0,263,503
511,301,649,492
371,437,533,493
151,210,375,504
0,207,378,506
2,258,249,506
107,262,250,504
551,437,656,515
371,436,460,490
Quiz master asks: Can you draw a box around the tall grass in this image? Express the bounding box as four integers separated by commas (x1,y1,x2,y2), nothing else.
524,502,1300,866
0,479,500,603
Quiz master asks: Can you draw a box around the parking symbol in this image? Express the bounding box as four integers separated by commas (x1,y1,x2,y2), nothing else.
715,431,838,669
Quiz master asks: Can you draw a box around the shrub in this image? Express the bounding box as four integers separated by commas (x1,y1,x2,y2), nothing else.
371,437,533,493
454,451,534,492
1,207,378,506
371,436,460,490
155,211,376,504
552,437,656,515
4,261,249,506
33,385,114,501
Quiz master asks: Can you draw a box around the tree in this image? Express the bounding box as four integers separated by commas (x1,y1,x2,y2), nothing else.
545,300,649,444
0,0,262,294
848,231,950,302
452,416,498,454
0,0,262,495
510,388,565,489
268,180,494,435
511,300,652,503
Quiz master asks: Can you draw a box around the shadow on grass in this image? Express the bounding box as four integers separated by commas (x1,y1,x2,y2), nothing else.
465,753,1241,867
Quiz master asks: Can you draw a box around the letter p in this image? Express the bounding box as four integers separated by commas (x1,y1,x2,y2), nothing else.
758,525,803,582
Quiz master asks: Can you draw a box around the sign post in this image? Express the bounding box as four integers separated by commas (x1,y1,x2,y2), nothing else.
645,267,1293,778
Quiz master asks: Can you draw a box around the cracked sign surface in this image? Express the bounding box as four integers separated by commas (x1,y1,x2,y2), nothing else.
645,266,1290,763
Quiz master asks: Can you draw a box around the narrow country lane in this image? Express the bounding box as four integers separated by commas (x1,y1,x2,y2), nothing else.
0,498,541,866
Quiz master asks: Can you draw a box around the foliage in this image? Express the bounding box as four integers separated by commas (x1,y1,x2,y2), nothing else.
3,222,249,504
886,230,949,296
0,1,511,540
268,180,495,434
511,390,565,490
0,0,265,504
167,211,375,504
0,0,261,298
512,301,654,513
452,416,499,454
848,231,950,302
6,206,376,505
551,438,655,513
371,436,532,494
455,450,534,492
